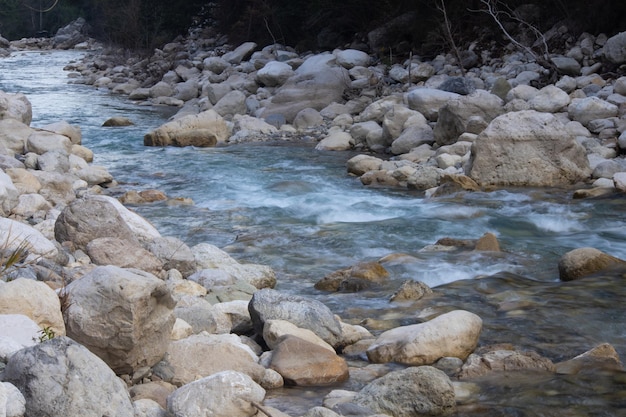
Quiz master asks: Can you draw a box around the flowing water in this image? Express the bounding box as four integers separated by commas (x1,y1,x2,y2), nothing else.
2,50,626,416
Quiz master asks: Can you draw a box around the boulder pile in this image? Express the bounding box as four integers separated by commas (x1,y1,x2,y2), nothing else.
54,26,626,196
1,20,626,417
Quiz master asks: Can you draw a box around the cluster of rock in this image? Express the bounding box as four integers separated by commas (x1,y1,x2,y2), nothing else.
1,90,624,417
47,24,626,197
0,18,93,55
2,21,626,417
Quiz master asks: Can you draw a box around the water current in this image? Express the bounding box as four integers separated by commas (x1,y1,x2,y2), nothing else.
2,50,626,416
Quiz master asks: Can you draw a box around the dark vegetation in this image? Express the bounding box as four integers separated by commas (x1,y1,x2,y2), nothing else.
1,0,625,56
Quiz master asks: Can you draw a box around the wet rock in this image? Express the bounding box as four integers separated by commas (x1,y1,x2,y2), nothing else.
102,116,133,126
367,310,482,365
430,174,480,197
558,247,626,281
459,348,556,378
352,366,456,416
64,265,176,374
389,280,433,302
269,335,349,386
555,343,624,375
474,232,501,252
315,261,389,292
3,336,133,417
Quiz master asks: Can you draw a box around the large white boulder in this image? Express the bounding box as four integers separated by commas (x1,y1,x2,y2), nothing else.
64,265,176,374
469,110,591,187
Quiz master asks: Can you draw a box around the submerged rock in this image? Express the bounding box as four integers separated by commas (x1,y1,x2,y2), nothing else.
558,247,626,281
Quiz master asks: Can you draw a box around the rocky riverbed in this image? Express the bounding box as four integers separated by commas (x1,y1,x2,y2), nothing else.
1,21,626,417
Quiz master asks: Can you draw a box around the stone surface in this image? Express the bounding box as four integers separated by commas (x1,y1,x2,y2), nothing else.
263,319,335,352
558,247,626,281
0,217,58,262
352,366,456,417
86,237,164,276
469,110,591,187
269,335,349,386
459,349,556,378
0,278,65,336
166,371,265,417
162,333,265,386
367,310,482,365
555,343,624,375
433,90,504,146
144,109,229,147
192,243,276,289
3,336,133,417
64,265,176,374
248,289,343,348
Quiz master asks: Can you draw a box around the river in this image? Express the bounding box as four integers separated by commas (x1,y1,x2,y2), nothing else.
1,49,626,416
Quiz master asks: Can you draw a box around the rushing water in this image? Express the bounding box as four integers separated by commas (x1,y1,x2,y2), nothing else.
2,50,626,416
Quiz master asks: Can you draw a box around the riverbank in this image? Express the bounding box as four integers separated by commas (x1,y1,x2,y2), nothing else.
1,26,626,417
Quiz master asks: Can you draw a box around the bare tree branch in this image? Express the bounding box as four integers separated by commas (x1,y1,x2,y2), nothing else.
437,0,466,76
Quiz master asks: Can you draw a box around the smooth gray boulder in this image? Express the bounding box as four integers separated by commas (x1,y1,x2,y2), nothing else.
3,336,133,417
248,289,343,348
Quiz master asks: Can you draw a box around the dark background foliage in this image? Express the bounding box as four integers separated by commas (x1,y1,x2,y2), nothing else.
1,0,624,54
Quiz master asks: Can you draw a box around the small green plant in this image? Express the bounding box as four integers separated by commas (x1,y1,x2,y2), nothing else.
35,326,56,343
